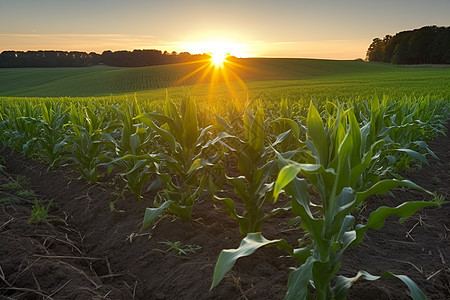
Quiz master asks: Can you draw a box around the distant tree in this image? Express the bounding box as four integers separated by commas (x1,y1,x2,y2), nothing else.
0,48,212,68
366,38,384,62
366,25,450,65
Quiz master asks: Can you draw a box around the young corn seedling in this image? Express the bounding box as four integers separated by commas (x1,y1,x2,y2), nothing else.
211,102,439,300
101,99,159,200
214,106,292,235
354,96,433,187
65,102,109,182
135,95,226,228
0,100,41,156
270,98,307,155
36,101,68,168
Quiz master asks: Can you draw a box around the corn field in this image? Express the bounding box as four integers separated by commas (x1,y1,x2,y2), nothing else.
0,94,448,299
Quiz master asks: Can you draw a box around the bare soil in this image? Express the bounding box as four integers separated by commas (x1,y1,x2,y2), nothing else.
0,123,449,299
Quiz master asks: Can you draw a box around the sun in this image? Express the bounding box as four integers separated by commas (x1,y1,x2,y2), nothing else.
210,50,229,68
181,40,247,67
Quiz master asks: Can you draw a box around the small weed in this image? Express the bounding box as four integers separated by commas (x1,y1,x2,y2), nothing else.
432,176,441,184
28,199,53,224
433,192,446,207
161,240,201,256
1,180,21,191
1,175,30,191
0,197,19,205
16,189,36,198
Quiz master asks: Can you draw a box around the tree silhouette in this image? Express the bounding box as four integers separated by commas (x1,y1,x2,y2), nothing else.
366,26,450,64
0,49,210,68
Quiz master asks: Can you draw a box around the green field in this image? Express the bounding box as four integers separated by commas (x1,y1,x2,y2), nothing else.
1,57,450,299
1,58,449,104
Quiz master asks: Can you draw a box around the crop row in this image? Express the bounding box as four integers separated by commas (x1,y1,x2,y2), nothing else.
0,95,448,299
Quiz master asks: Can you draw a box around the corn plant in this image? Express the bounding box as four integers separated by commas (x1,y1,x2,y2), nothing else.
350,96,435,188
270,98,306,154
101,99,158,200
211,102,439,299
136,96,226,228
0,100,41,156
35,101,68,168
214,106,293,235
65,102,109,182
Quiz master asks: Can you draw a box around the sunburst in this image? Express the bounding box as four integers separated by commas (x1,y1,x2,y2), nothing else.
174,40,250,111
210,50,229,68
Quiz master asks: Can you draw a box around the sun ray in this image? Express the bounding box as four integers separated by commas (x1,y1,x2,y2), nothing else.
171,41,250,112
174,61,211,85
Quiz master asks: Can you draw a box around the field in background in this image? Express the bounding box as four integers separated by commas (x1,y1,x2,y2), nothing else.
1,58,449,105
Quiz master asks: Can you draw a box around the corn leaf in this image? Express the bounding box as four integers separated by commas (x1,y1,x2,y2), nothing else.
211,233,282,291
394,148,429,165
273,118,300,140
129,133,140,155
182,96,199,149
307,102,328,166
356,179,431,205
274,164,302,200
135,114,176,152
274,163,335,200
141,200,174,231
333,270,426,300
285,257,316,300
353,201,438,246
250,106,265,151
187,158,213,174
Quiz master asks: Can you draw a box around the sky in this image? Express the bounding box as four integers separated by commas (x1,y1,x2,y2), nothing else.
0,0,449,59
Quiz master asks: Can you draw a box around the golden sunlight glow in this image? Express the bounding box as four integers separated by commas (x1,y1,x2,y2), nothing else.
182,40,248,58
210,51,229,68
173,39,251,112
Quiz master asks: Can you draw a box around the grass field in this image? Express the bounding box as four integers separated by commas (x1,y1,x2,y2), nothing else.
1,58,449,104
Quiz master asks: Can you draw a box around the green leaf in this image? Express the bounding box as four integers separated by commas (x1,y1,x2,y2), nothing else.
353,201,438,246
182,95,199,149
210,233,282,290
215,114,233,132
356,179,431,205
214,196,240,221
226,176,248,200
129,133,140,155
333,270,426,300
250,106,265,151
141,200,174,230
348,110,362,167
275,118,300,140
285,256,316,300
135,114,176,152
394,148,429,165
307,102,328,166
187,158,213,174
272,130,292,147
274,164,302,200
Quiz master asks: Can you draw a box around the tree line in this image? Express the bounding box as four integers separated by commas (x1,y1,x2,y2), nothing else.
366,26,450,64
0,49,211,68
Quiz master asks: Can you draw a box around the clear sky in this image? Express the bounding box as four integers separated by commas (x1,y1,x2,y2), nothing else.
0,0,449,59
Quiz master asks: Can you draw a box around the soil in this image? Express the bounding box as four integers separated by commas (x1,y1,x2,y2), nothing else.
0,122,449,300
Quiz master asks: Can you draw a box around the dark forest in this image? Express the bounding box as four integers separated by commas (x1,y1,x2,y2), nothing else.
0,49,211,68
366,26,450,64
